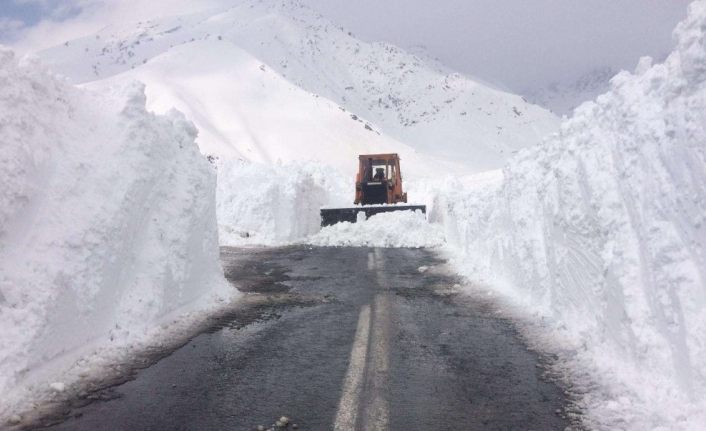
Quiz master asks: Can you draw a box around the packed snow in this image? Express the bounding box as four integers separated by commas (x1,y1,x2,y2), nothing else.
431,1,706,428
0,47,233,422
308,210,444,248
216,158,348,246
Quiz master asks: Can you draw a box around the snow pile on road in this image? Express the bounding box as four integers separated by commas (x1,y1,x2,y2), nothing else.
0,47,231,419
308,210,444,248
216,158,348,246
434,2,706,428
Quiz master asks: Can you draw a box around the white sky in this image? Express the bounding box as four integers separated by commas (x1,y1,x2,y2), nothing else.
0,0,693,94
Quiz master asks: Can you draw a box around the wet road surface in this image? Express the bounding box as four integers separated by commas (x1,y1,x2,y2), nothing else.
36,246,572,430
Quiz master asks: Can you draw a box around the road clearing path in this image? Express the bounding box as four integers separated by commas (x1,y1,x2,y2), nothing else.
39,246,573,430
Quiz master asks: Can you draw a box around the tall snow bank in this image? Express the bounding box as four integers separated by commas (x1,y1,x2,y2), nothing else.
308,210,444,248
216,158,348,246
0,47,231,414
434,2,706,428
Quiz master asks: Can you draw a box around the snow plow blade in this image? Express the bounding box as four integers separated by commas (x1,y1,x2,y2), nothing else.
320,205,426,227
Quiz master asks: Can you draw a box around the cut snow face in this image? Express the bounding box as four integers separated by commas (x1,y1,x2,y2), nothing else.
216,158,348,246
431,1,706,428
307,210,444,248
0,47,231,420
37,0,559,174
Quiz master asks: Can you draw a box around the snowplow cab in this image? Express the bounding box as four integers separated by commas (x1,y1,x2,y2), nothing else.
319,153,426,226
355,153,408,205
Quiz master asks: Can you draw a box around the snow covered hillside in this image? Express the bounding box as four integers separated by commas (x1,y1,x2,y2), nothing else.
82,40,453,178
37,0,559,173
524,66,618,115
0,47,231,418
432,1,706,428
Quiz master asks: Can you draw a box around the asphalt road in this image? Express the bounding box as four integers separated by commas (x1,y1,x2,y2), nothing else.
36,246,573,431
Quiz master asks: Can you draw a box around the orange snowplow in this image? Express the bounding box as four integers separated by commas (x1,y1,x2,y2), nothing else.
320,153,426,226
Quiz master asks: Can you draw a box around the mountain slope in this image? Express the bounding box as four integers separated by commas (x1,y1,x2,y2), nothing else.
524,66,618,115
39,0,559,172
83,40,459,177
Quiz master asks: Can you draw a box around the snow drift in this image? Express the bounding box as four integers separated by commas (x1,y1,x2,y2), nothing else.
0,47,231,416
433,2,706,428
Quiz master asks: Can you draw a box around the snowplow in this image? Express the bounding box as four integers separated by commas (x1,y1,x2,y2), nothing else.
320,153,426,226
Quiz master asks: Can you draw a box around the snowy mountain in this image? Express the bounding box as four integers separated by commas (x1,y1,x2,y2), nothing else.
37,0,559,174
83,40,443,178
524,66,617,115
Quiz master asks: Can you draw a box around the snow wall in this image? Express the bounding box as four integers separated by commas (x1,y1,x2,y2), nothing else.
0,47,231,413
215,158,349,246
432,2,706,428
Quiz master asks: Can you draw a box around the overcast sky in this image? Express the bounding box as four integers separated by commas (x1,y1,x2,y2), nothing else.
304,0,692,92
0,0,693,94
